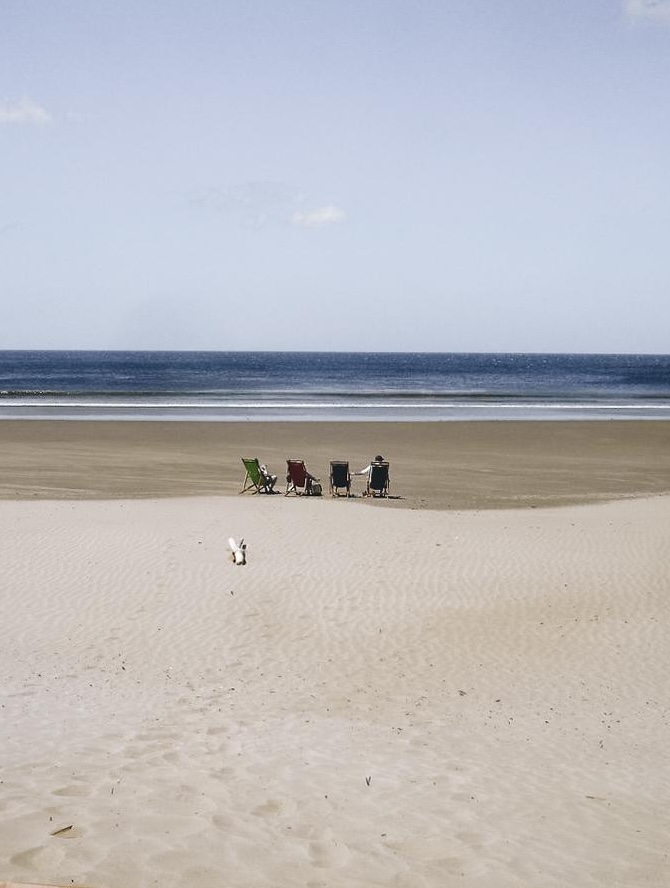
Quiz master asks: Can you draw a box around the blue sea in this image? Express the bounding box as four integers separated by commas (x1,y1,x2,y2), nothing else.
0,351,669,422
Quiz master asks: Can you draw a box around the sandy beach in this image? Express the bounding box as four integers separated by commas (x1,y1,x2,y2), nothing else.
1,421,669,887
2,419,670,509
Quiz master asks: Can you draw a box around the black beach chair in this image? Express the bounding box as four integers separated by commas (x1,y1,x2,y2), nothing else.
366,460,390,498
329,460,351,497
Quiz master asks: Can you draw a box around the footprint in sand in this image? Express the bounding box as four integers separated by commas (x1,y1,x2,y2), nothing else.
161,751,182,764
10,843,65,871
307,834,350,869
52,784,91,798
206,725,229,737
210,766,235,781
251,799,281,817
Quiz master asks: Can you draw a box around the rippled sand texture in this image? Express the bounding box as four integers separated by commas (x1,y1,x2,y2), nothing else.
1,495,669,887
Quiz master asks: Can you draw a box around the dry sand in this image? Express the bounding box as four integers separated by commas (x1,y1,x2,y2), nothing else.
1,421,669,887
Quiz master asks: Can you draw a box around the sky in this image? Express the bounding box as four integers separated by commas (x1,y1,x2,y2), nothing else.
1,0,669,353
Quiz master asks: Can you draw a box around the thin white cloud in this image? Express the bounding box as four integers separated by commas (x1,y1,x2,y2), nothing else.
291,205,346,228
190,182,346,231
0,97,52,125
191,180,304,229
624,0,670,22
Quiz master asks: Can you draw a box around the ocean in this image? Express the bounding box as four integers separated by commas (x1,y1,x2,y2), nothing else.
0,351,669,422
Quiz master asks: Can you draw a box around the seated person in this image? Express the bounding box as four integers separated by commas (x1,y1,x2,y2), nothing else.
259,463,278,492
354,454,386,480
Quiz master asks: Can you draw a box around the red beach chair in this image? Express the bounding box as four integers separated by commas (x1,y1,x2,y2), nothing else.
285,459,320,496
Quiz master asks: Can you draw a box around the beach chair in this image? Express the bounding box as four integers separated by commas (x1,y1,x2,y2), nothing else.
240,457,273,494
366,460,390,497
329,460,351,497
285,459,321,496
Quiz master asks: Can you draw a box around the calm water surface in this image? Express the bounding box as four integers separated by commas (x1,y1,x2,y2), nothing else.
1,351,669,421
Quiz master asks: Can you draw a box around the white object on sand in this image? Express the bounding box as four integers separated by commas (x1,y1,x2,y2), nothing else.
228,537,247,565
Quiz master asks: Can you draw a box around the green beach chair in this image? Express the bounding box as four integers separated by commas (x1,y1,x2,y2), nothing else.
240,457,274,494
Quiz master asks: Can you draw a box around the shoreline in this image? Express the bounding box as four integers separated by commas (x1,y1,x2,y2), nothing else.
1,419,669,509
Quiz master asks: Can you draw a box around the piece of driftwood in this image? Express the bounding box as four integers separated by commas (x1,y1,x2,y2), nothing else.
228,537,247,565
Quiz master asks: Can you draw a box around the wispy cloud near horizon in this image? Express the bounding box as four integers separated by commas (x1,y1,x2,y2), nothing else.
291,205,346,228
191,182,346,231
0,98,52,125
624,0,670,23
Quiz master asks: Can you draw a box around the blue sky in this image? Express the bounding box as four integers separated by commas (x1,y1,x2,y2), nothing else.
1,0,669,352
